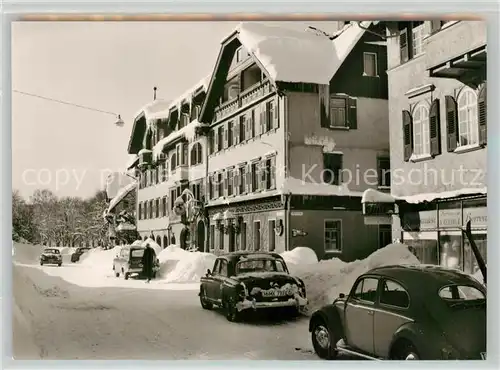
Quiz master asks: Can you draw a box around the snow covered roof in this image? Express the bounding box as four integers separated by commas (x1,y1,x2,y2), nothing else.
281,177,363,197
106,182,137,214
362,188,397,204
168,75,210,111
152,119,207,159
397,187,487,204
235,21,371,84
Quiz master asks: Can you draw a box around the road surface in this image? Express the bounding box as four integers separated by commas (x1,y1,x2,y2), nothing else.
12,249,321,360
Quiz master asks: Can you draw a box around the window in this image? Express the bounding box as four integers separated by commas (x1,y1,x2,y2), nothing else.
155,198,160,218
464,232,486,275
413,103,430,156
266,100,275,131
227,121,234,147
377,157,390,187
265,157,276,189
403,231,438,265
439,232,462,270
143,201,148,220
212,259,220,274
457,88,479,147
249,110,256,138
149,200,154,219
170,153,177,171
227,169,234,196
439,285,485,301
239,115,246,142
411,22,429,57
253,221,261,251
217,127,223,151
190,143,203,166
219,260,228,277
329,98,347,127
170,189,176,210
322,153,343,185
210,225,215,250
240,222,247,250
238,166,246,194
363,52,377,76
218,227,224,251
251,163,258,191
217,173,223,198
380,280,410,308
324,220,342,252
162,197,167,217
269,220,276,251
352,277,378,303
138,203,142,220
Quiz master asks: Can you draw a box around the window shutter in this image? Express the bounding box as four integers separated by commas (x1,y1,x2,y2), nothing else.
399,28,409,63
319,85,330,128
259,160,267,190
223,171,228,197
274,99,279,128
230,120,237,143
430,20,442,34
402,110,413,162
234,170,240,196
478,84,487,146
214,173,220,198
445,95,459,152
259,106,265,135
223,125,228,149
214,129,219,151
347,97,357,129
246,164,252,193
270,157,276,189
429,99,442,156
249,111,255,138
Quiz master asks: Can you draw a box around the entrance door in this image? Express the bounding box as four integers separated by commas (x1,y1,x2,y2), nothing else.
378,224,392,249
197,221,206,252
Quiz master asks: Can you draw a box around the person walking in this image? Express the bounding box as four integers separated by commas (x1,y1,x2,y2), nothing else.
141,243,155,283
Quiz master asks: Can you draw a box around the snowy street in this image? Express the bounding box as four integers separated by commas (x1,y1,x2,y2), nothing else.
13,250,320,360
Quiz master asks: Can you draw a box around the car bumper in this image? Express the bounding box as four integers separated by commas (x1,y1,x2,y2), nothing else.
236,295,308,312
127,267,143,274
41,259,61,264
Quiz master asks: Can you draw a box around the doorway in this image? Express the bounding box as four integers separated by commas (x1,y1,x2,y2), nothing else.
196,220,206,252
378,224,392,249
228,227,236,252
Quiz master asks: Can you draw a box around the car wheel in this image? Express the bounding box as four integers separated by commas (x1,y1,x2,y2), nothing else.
200,287,213,310
391,341,420,360
58,262,62,267
311,320,337,360
115,271,120,278
224,297,240,322
124,272,129,280
40,261,43,266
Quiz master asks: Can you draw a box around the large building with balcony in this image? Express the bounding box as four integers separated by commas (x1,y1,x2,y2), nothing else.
127,78,210,250
198,21,392,261
379,20,487,275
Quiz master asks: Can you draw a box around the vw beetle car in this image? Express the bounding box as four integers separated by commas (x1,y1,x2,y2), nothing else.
40,248,62,266
309,264,486,360
113,245,159,280
199,251,308,322
70,247,91,263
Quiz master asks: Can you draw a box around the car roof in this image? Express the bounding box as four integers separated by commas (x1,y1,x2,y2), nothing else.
365,264,483,290
218,251,284,261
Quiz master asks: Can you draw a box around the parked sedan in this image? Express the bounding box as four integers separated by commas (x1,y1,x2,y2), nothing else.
113,245,159,280
309,264,486,360
70,247,91,263
199,251,308,322
40,248,62,266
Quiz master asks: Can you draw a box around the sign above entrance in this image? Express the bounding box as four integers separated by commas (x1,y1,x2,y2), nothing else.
464,207,487,228
363,202,396,216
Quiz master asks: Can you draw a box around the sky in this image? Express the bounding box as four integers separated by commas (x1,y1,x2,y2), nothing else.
12,21,239,200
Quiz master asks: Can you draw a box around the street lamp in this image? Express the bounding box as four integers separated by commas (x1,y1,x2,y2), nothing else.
13,89,125,127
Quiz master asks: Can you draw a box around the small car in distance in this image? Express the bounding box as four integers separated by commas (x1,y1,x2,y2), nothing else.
70,247,91,263
199,251,308,322
309,264,486,360
40,248,63,266
113,245,159,280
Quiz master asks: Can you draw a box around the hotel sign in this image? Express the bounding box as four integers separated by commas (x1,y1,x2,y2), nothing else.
438,209,462,228
402,210,437,230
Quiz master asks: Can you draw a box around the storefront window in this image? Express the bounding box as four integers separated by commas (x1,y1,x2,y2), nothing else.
403,231,438,264
463,232,487,275
439,232,462,270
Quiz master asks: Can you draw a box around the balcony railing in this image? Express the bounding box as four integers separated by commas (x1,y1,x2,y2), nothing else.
214,80,272,122
170,165,189,183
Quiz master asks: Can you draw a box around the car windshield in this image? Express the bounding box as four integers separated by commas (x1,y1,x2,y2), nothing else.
131,249,144,258
43,249,60,254
438,284,485,307
235,259,286,275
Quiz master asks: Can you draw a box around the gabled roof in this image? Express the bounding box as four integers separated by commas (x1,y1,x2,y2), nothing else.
200,21,372,123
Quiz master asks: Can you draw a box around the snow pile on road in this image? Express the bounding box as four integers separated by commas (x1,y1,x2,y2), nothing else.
142,238,163,256
281,247,318,266
157,245,216,283
59,247,77,255
292,243,420,313
79,246,122,271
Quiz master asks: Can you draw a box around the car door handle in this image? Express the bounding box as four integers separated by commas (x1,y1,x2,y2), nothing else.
367,310,374,316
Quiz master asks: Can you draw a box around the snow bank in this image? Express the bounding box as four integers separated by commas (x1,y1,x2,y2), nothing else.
142,238,162,256
79,246,122,271
281,177,363,197
59,247,77,255
157,244,216,283
281,247,318,266
295,243,420,313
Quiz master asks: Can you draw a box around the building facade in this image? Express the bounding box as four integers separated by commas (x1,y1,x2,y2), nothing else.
383,20,487,275
127,78,210,250
198,21,392,261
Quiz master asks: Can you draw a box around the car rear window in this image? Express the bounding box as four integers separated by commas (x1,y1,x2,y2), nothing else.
439,285,485,301
44,249,60,254
131,249,144,258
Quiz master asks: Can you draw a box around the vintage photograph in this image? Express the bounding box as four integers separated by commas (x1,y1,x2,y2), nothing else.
11,19,487,360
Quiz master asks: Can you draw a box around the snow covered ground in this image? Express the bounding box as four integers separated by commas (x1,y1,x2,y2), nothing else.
281,243,421,313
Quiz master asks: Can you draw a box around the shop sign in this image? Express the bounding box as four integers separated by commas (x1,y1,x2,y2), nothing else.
438,209,462,228
403,210,437,230
463,207,487,228
291,211,303,217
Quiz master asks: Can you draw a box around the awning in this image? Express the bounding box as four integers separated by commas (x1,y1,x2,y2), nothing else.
428,45,486,79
